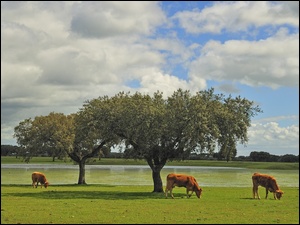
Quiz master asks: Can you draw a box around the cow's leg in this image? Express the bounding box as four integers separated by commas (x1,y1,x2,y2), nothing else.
165,187,169,198
265,188,269,199
186,189,193,198
186,189,190,198
32,178,37,188
252,186,256,199
273,192,277,200
165,186,174,199
170,188,174,199
253,185,260,199
34,179,39,188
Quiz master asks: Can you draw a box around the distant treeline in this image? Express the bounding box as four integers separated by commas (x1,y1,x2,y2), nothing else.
1,145,298,163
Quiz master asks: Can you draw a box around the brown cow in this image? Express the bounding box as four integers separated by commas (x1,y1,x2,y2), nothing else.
252,172,283,200
165,173,203,199
32,172,49,188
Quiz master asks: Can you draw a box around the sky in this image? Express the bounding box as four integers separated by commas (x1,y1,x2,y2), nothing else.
1,1,299,156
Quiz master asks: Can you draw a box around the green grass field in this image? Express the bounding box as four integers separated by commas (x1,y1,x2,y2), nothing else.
1,185,299,224
1,157,299,224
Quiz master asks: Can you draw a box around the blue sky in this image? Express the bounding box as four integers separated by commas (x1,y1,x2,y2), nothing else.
1,1,299,156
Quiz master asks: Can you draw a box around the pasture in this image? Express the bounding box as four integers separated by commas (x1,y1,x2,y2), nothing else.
1,157,299,224
1,185,299,224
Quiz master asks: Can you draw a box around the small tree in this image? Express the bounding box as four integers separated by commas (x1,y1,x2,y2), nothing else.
13,112,114,184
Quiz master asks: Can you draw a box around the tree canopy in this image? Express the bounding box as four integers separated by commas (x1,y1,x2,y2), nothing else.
14,88,262,190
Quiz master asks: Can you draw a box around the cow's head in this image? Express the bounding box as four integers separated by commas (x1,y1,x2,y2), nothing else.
44,181,49,188
195,187,203,199
275,190,284,200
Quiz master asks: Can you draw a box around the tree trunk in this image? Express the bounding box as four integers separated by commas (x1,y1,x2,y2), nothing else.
151,167,164,192
77,160,87,184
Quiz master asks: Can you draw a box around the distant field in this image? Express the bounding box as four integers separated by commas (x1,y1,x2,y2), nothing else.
1,156,299,170
1,185,299,224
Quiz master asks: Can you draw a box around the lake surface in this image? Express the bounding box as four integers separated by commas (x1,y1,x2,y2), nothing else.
1,164,299,187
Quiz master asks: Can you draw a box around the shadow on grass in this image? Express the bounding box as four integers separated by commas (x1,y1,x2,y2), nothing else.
240,197,284,201
1,184,115,187
1,184,166,200
3,191,166,200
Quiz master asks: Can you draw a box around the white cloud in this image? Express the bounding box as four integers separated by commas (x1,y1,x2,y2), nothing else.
189,30,299,89
70,1,166,38
138,71,205,98
249,122,299,144
237,121,299,156
1,1,71,41
173,1,299,34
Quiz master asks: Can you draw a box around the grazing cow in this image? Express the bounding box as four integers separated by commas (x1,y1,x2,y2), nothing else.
252,172,283,200
165,173,203,199
32,172,49,188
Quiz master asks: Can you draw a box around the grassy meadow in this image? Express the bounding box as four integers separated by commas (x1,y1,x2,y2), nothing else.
1,185,299,224
1,157,299,224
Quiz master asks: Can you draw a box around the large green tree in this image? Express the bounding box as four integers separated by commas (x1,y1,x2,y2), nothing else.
82,88,262,192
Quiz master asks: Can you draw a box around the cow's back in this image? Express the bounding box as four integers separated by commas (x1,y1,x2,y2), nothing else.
166,173,201,191
167,173,190,187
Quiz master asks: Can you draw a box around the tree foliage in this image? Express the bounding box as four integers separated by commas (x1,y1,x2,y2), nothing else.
80,88,262,192
13,88,262,189
14,113,73,162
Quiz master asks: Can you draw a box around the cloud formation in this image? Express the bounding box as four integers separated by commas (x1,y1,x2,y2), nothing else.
173,1,299,34
1,1,298,156
189,29,299,89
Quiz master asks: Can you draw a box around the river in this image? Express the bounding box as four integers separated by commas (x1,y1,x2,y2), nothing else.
1,164,298,187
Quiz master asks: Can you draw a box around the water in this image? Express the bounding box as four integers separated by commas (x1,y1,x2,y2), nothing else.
1,164,298,187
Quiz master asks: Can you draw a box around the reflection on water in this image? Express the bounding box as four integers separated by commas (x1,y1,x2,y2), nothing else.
1,164,298,187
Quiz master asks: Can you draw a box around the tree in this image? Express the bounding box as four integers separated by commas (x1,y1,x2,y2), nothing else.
83,88,261,192
249,151,272,161
13,112,107,184
1,145,23,157
213,95,262,161
70,101,120,184
14,88,262,189
14,113,73,162
279,154,299,162
80,91,167,190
